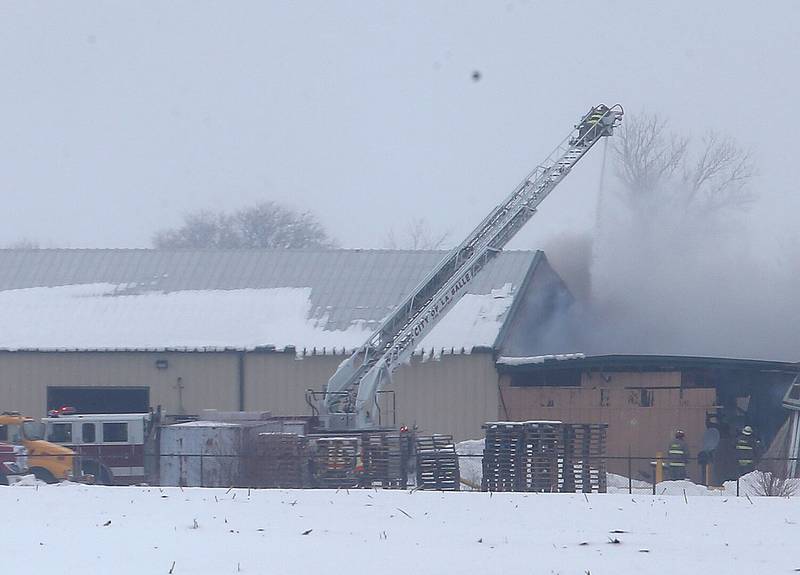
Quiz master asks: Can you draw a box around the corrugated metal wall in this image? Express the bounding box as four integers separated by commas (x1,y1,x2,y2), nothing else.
244,352,340,416
0,351,240,416
387,354,500,441
243,351,500,441
0,350,500,441
500,371,716,481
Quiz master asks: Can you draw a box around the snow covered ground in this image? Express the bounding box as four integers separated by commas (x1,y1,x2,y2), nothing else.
3,483,800,574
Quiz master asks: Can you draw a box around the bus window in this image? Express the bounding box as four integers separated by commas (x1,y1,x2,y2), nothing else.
102,423,128,443
82,423,96,443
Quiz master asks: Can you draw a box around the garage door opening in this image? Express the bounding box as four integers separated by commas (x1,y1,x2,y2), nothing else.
47,387,149,414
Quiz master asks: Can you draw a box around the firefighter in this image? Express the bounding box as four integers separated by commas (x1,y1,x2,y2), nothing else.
666,430,690,480
577,104,609,144
735,425,758,476
354,450,367,488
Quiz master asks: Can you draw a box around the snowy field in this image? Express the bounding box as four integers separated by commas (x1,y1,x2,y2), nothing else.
3,483,800,574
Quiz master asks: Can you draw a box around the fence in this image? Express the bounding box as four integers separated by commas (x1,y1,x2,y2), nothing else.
454,452,800,496
6,452,800,496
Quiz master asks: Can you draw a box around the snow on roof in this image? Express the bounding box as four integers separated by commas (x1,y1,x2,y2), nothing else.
416,284,514,355
0,249,538,352
496,353,586,366
171,420,242,427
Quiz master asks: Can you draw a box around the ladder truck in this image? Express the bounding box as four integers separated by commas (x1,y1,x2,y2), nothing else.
313,104,624,431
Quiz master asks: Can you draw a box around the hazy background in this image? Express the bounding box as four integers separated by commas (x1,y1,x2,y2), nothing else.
1,2,798,359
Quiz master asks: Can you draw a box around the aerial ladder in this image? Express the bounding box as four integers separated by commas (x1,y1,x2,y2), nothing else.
313,104,624,430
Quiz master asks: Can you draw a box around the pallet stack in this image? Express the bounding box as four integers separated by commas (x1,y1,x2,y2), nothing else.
559,423,608,493
246,432,309,488
482,422,526,491
311,437,360,488
361,432,411,488
520,421,562,492
481,421,608,493
415,434,460,490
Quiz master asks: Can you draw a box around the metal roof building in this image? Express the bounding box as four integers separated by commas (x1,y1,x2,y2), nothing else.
0,248,572,439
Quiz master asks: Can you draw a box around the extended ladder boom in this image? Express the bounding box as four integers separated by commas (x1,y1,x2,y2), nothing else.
318,104,624,429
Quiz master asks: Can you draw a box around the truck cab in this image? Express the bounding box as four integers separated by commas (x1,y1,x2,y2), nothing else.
0,412,76,483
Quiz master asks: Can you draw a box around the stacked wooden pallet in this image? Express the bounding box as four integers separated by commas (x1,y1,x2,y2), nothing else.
361,432,411,488
520,421,562,492
482,422,526,492
246,432,309,488
311,437,360,488
481,421,608,493
559,423,608,493
415,434,460,490
482,421,563,492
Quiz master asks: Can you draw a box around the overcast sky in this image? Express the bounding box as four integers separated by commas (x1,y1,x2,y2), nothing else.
1,1,798,252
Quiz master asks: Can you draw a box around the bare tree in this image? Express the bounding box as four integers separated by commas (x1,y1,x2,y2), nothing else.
153,202,337,249
384,218,451,250
4,238,41,249
612,114,755,214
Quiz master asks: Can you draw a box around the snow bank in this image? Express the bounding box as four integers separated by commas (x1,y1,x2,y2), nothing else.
456,439,484,489
608,471,800,497
459,448,800,500
0,283,514,352
3,483,800,574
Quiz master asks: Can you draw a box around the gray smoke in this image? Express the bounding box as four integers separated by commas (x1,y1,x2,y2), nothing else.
543,183,800,363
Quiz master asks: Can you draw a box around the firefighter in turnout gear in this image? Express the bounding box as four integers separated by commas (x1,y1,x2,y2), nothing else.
736,426,758,476
666,430,690,480
577,104,610,144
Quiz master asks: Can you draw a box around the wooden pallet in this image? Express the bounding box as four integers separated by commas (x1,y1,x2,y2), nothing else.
482,421,608,493
246,432,309,488
361,432,411,489
311,437,360,489
416,434,460,491
559,424,608,493
483,422,527,492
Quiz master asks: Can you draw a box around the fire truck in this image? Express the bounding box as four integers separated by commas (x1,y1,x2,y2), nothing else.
42,408,151,485
313,104,624,430
0,442,28,485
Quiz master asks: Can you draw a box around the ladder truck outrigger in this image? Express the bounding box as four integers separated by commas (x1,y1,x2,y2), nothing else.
310,104,624,431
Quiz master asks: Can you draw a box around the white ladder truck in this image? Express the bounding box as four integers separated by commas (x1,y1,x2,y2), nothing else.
314,104,624,430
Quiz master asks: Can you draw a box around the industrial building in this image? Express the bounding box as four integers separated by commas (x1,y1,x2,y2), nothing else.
1,247,797,477
499,355,799,482
0,248,571,440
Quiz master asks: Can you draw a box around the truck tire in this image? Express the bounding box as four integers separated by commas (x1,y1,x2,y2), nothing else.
31,467,57,484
